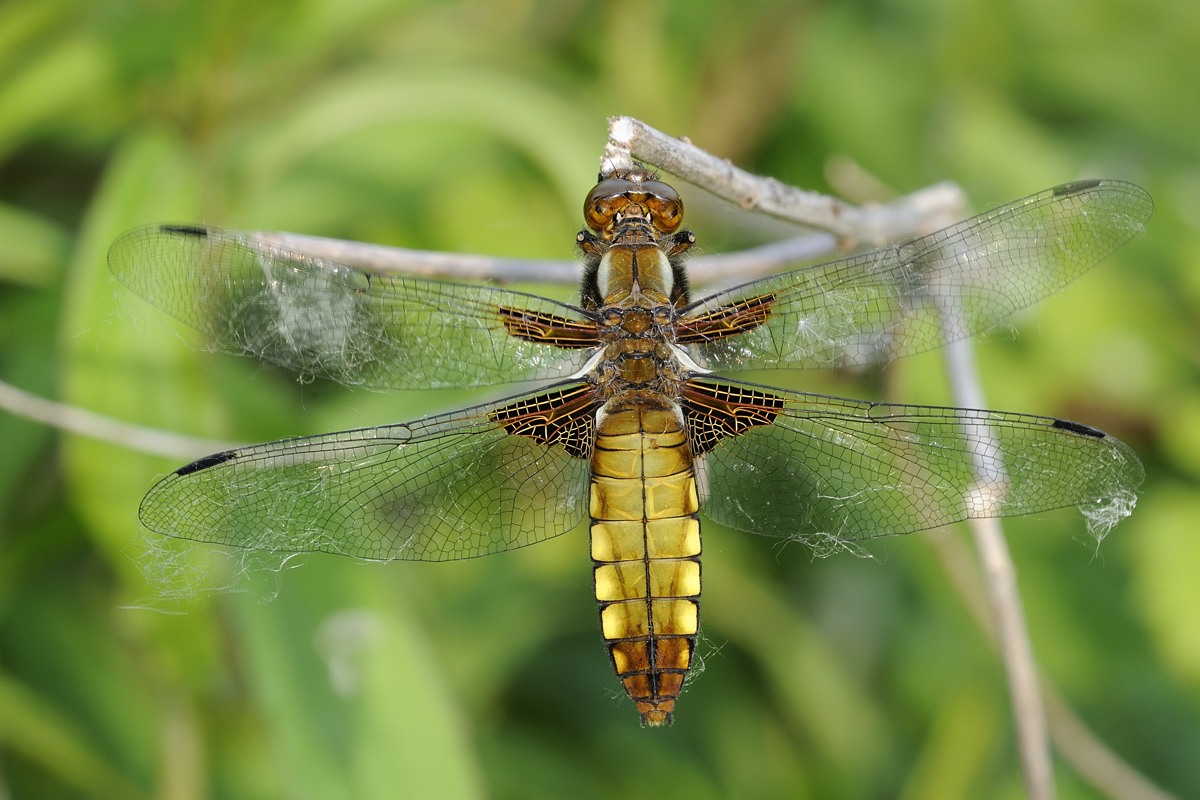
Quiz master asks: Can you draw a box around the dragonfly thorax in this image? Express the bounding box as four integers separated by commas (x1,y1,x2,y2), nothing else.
578,169,694,310
595,244,674,306
592,304,686,397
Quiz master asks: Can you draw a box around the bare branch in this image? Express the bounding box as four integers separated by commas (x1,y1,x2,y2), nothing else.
1043,685,1180,800
255,229,846,288
921,267,1156,795
236,118,962,290
251,215,855,290
0,378,237,460
249,233,581,285
258,121,959,290
929,530,1178,800
974,514,1055,798
603,115,967,243
940,307,1055,798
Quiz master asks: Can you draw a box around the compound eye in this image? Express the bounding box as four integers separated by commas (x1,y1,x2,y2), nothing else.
638,180,683,232
584,178,636,230
646,196,683,232
641,180,679,200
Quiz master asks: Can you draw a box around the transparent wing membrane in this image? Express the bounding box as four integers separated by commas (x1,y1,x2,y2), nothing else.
137,389,593,561
694,379,1144,545
682,180,1153,372
108,225,596,390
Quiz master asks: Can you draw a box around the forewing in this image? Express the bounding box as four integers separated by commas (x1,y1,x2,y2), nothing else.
137,387,594,561
108,225,597,390
693,379,1144,547
681,180,1152,371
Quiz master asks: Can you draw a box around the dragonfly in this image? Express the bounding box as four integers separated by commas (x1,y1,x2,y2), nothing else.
108,170,1151,726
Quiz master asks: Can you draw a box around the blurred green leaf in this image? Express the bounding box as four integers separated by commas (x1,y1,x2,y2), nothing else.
0,34,109,161
0,203,67,285
1130,483,1200,684
231,560,484,799
0,671,146,800
235,66,596,207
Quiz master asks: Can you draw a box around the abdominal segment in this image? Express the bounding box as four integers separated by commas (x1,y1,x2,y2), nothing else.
589,399,701,727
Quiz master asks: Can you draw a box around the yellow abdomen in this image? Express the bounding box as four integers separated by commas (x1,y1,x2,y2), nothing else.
589,399,701,727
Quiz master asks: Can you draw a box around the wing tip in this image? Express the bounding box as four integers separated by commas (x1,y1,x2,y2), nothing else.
1052,179,1154,222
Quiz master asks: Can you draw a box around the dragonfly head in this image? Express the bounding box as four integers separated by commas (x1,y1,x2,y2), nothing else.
584,169,684,238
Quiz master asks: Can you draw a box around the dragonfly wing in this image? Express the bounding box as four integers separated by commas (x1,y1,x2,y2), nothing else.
108,225,598,390
680,180,1153,372
137,385,596,561
687,379,1144,547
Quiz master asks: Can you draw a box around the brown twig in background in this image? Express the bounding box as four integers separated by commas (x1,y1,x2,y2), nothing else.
0,378,236,460
602,115,967,243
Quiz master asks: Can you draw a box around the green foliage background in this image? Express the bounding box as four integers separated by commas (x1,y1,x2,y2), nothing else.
1,0,1197,797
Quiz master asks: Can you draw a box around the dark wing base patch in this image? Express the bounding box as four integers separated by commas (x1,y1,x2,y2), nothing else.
490,383,599,458
682,380,784,456
498,306,600,348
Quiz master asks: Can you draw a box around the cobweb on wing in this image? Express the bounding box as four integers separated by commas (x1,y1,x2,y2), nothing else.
695,449,880,561
1079,489,1139,553
213,250,388,387
787,530,876,560
121,526,304,609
